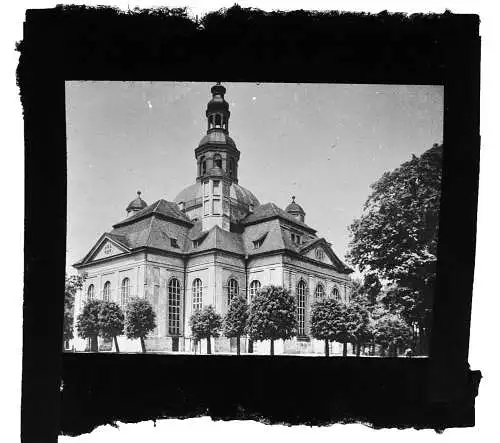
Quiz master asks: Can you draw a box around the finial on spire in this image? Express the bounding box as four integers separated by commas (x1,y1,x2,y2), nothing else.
137,191,142,197
292,195,296,203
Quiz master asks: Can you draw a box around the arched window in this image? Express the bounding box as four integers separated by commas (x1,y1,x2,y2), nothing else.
192,278,203,312
297,280,307,336
103,281,111,302
315,283,325,299
168,278,181,335
332,287,340,301
214,154,222,169
87,284,94,301
227,278,239,305
249,280,261,300
229,159,234,176
215,114,222,127
121,278,130,307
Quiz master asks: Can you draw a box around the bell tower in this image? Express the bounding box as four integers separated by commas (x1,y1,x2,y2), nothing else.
194,83,241,231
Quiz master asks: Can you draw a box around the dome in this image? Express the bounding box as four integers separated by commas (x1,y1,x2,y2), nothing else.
285,196,305,215
198,130,237,149
174,182,260,209
126,191,148,212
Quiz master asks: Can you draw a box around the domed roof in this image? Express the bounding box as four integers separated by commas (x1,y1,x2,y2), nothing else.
174,182,260,209
126,191,148,212
285,196,305,215
198,130,237,149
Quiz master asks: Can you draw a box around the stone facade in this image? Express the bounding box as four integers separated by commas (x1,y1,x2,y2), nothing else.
71,83,353,354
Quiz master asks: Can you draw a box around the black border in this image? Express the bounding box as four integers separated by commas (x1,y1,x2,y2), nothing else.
19,6,481,442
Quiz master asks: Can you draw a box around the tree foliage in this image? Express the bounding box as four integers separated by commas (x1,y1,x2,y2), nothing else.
246,285,297,354
373,314,412,356
190,305,222,354
190,305,222,340
64,274,85,343
76,299,102,351
223,296,249,354
346,144,442,345
310,298,344,356
98,301,125,352
124,298,156,353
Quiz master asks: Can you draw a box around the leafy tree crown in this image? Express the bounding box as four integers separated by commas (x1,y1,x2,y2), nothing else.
223,295,249,338
190,305,222,340
246,285,297,341
76,299,103,339
98,301,125,338
124,298,156,340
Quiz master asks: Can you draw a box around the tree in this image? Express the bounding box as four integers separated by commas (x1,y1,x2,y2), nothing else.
63,274,85,348
124,298,156,353
346,299,372,356
98,301,125,353
246,285,297,355
346,144,442,354
223,295,249,355
76,299,102,352
373,314,412,357
310,298,344,356
189,305,222,354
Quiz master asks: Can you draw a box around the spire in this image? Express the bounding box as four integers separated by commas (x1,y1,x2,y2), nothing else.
206,82,230,133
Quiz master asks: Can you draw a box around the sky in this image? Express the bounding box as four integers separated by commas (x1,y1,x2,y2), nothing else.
65,81,443,272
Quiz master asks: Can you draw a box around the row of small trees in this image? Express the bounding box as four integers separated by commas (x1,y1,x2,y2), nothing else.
76,298,156,353
189,284,413,356
189,285,296,355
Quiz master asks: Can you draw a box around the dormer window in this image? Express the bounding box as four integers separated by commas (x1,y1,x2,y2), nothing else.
253,233,268,249
170,238,179,248
193,234,208,249
291,233,302,245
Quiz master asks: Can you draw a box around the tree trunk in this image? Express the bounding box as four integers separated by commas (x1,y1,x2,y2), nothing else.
356,342,361,357
270,339,274,356
207,337,211,355
342,342,347,356
324,339,329,357
248,339,254,353
113,336,120,353
236,336,241,356
140,336,146,353
90,335,98,352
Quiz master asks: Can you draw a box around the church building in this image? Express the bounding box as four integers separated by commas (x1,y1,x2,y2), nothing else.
72,83,354,354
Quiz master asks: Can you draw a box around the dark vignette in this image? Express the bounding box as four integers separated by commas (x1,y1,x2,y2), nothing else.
18,5,481,442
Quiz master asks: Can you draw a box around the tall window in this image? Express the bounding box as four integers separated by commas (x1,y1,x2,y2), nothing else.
315,283,325,299
297,280,307,336
168,278,181,335
192,279,203,312
249,280,261,300
103,281,111,301
121,278,130,307
332,287,340,301
87,284,94,301
214,155,222,169
227,278,239,305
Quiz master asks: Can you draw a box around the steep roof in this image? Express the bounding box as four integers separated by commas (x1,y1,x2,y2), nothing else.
242,202,316,233
113,199,192,229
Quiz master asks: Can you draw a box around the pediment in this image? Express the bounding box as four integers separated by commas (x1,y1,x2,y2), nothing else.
80,234,130,265
303,243,334,265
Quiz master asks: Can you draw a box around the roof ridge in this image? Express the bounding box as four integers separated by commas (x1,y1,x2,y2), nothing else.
145,216,155,247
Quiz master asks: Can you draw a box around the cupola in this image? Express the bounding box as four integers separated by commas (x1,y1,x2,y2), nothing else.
126,191,148,216
285,196,306,222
